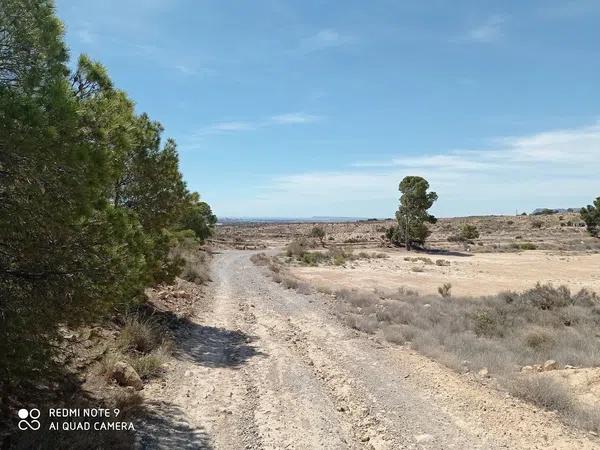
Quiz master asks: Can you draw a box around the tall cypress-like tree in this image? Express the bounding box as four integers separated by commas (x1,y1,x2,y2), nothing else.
394,176,438,250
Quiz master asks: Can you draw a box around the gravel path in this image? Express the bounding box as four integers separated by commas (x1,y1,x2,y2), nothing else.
136,250,600,449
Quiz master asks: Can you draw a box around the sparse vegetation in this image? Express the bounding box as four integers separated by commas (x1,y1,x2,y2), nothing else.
531,220,543,229
581,197,600,237
330,283,600,430
280,242,387,267
448,224,479,248
508,376,600,433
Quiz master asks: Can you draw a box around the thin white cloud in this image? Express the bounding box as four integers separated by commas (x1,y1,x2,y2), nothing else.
210,121,256,132
174,64,197,75
463,15,507,44
192,112,323,136
174,64,215,77
270,113,320,124
247,122,600,216
299,29,355,53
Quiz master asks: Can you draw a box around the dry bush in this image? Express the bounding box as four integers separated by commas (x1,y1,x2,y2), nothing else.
329,282,600,431
286,238,310,258
435,259,450,266
335,288,378,308
250,252,270,266
296,282,314,295
111,390,144,414
99,351,120,380
411,266,424,272
316,285,333,295
281,275,300,290
509,376,573,412
171,241,211,284
438,283,452,298
118,316,163,353
129,344,170,379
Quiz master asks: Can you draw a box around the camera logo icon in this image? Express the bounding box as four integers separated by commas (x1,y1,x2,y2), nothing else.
17,408,41,430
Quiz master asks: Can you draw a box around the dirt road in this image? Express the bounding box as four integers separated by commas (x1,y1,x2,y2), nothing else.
136,251,600,449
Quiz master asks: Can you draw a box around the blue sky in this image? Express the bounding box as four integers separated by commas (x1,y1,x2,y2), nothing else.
55,0,600,218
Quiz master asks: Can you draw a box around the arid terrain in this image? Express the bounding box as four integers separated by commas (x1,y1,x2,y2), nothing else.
136,250,600,449
124,213,600,448
217,213,600,297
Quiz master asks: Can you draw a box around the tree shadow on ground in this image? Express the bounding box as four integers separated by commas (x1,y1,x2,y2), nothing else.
2,377,212,450
140,303,265,370
173,323,265,369
135,401,211,449
418,248,473,257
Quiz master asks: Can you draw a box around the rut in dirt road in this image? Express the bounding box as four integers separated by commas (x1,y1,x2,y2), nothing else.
137,250,600,450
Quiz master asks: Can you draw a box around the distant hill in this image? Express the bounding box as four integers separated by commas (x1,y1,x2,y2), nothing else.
531,207,581,215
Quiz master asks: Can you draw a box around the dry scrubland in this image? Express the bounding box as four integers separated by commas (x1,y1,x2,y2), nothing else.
245,213,600,434
218,212,600,252
220,212,600,296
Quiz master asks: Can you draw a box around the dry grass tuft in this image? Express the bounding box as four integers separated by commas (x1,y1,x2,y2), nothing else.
327,282,600,432
118,316,163,354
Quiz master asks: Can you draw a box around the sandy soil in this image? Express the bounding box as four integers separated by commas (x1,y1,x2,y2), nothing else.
135,250,600,449
290,248,600,297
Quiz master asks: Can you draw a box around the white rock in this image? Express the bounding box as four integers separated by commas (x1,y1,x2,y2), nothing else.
543,360,560,371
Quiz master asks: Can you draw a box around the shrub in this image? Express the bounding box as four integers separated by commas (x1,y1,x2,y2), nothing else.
286,238,309,258
519,242,537,250
523,327,555,350
531,220,543,229
118,316,162,354
129,346,169,379
459,224,479,241
471,310,502,337
310,226,326,246
438,283,452,298
383,325,407,344
301,252,327,266
328,246,353,265
250,253,270,266
509,376,573,411
435,259,450,266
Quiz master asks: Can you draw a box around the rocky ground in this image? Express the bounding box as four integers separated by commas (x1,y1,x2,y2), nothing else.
135,250,600,449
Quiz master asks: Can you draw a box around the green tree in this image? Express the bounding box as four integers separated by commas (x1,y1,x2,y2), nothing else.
310,225,326,247
179,192,218,242
0,0,211,392
581,197,600,237
393,176,438,250
0,1,153,386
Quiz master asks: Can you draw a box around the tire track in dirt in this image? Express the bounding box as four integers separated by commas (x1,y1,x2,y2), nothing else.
138,250,600,449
